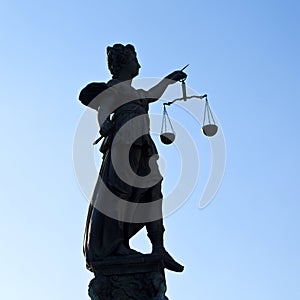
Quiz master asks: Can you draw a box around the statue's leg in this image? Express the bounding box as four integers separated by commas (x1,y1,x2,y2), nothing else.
147,224,184,272
145,183,184,273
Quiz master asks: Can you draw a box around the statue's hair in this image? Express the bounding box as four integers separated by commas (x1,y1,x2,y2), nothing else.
106,44,136,79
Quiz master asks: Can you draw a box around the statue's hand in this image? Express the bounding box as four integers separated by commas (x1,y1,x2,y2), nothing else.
165,70,187,83
100,119,114,137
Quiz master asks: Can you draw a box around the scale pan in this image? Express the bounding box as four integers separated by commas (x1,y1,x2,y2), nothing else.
202,124,218,137
160,132,175,144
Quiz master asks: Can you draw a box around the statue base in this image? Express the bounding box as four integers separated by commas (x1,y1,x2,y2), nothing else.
88,254,168,300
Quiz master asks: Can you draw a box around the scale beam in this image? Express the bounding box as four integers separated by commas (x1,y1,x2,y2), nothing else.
163,94,207,106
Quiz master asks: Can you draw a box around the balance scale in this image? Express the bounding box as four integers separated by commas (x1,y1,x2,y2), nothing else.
160,74,218,145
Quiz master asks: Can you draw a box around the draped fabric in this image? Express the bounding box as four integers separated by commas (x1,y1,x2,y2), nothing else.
83,80,163,272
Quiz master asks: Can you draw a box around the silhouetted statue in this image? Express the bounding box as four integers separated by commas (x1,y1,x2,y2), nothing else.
79,44,187,277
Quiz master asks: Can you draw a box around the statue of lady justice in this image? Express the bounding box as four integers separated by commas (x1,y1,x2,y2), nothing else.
79,44,187,273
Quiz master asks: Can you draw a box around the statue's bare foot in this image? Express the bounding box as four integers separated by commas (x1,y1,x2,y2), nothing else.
163,250,184,272
153,248,184,272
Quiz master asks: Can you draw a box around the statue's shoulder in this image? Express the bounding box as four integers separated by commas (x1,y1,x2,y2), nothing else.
78,82,108,110
106,79,121,88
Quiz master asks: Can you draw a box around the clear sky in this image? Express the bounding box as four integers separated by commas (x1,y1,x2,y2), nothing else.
1,0,299,299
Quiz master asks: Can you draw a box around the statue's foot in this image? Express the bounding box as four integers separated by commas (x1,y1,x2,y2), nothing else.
153,248,184,272
162,250,184,272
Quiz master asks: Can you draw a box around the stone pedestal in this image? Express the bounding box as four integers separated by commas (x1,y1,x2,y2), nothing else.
88,254,168,300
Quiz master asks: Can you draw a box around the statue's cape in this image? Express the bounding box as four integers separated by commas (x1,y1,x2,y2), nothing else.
78,82,108,110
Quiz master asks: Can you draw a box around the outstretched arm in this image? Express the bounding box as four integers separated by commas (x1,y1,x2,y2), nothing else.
146,70,187,103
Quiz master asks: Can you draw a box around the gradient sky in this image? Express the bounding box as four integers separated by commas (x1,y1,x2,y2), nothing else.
1,0,299,299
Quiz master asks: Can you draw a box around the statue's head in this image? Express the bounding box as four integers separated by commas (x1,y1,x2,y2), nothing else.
106,44,140,79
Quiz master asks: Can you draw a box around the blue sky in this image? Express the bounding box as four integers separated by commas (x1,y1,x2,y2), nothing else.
1,0,299,299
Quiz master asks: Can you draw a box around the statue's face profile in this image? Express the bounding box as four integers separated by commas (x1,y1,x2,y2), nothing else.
121,51,141,79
